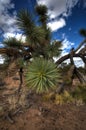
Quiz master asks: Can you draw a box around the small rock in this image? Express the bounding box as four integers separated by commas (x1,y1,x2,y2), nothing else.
37,112,41,116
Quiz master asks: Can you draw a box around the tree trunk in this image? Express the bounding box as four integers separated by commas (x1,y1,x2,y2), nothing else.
18,67,23,93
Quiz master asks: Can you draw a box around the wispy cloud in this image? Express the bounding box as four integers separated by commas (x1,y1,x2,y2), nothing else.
78,0,86,8
0,0,17,34
83,0,86,8
62,38,75,51
69,28,72,31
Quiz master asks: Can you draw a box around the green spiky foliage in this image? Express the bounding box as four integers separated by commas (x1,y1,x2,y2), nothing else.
35,5,51,44
35,5,48,26
17,9,35,32
4,37,22,48
44,27,51,43
44,40,62,59
2,38,23,63
26,58,61,93
26,26,46,47
17,9,46,48
80,29,86,37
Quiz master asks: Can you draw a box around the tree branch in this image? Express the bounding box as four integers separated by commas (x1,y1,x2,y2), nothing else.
56,53,86,65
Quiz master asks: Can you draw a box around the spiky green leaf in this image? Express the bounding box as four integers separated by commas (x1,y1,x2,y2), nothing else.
26,58,61,93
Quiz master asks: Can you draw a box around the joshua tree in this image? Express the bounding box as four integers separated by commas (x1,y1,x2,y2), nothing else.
0,5,62,93
0,5,86,93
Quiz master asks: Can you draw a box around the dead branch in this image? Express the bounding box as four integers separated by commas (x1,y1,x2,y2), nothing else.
56,53,86,65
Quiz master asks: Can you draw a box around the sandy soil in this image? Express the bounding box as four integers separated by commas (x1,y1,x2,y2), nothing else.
0,75,86,130
0,100,86,130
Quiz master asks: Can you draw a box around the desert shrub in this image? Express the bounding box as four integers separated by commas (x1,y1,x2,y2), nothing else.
42,85,86,105
54,85,86,105
55,94,64,105
42,92,55,101
62,91,74,103
55,91,74,105
42,90,75,105
26,58,61,93
71,84,86,103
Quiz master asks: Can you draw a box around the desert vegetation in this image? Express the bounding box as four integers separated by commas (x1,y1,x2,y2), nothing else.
0,5,86,130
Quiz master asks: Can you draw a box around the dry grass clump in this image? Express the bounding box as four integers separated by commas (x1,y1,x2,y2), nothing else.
42,85,86,106
55,91,74,105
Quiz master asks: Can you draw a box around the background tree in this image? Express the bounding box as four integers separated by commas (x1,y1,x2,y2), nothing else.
56,29,86,84
80,29,86,38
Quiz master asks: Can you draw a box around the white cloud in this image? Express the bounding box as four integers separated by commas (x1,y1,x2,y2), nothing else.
73,57,84,67
37,0,79,31
54,37,75,61
47,18,66,31
62,38,75,51
3,32,26,42
36,0,79,19
0,0,18,34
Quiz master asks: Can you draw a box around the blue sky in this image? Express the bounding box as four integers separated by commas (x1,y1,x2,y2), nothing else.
0,0,86,66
